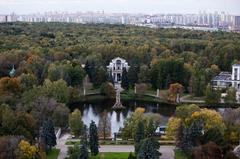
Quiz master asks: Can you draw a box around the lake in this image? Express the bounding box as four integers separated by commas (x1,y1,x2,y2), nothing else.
70,100,176,136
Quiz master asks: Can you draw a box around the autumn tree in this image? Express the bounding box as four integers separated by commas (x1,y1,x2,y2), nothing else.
122,108,146,139
168,83,183,103
192,142,223,159
98,111,111,140
17,140,38,159
69,109,84,137
166,117,181,139
0,77,21,95
186,109,226,133
100,82,116,98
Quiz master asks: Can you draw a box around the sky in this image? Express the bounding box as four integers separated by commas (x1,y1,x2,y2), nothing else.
0,0,240,15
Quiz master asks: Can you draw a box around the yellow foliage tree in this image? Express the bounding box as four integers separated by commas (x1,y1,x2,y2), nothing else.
166,117,182,139
186,109,226,133
122,107,146,139
17,140,38,159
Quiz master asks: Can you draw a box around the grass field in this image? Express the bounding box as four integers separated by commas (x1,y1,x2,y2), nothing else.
90,152,130,159
46,149,60,159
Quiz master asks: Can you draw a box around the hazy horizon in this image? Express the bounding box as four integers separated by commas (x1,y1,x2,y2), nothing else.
0,0,240,15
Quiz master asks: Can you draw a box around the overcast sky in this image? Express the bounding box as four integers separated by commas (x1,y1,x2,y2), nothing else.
0,0,239,15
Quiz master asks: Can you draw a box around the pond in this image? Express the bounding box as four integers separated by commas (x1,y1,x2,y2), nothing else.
70,100,176,136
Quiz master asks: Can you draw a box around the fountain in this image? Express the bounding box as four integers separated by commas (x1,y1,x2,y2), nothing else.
112,85,125,110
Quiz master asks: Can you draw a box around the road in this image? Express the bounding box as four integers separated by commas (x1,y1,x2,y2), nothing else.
56,134,175,159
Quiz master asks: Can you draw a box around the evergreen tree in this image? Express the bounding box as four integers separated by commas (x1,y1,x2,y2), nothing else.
146,119,156,138
181,119,204,152
68,125,89,159
89,121,99,156
40,119,57,152
121,67,129,90
80,125,89,159
137,138,160,159
134,121,145,154
128,152,136,159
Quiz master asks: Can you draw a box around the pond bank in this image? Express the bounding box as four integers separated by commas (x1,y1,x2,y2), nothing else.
70,93,240,109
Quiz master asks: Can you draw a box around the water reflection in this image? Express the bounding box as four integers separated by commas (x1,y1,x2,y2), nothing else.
71,100,176,136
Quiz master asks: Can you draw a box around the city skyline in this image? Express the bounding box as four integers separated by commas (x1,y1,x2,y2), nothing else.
0,0,240,15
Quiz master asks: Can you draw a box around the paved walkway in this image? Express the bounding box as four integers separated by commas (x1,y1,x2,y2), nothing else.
100,145,174,159
56,133,71,159
56,135,175,159
180,95,205,103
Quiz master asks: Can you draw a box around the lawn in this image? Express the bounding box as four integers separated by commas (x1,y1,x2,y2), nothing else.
90,152,130,159
46,148,60,159
65,140,81,145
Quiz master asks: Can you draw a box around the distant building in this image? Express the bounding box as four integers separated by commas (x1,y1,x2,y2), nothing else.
0,15,7,23
233,16,240,31
212,72,232,89
212,64,240,101
107,57,130,84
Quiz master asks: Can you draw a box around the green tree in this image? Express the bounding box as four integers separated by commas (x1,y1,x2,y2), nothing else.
201,127,229,155
68,65,85,86
137,138,160,159
69,109,84,137
128,64,139,88
121,67,129,90
52,104,70,128
151,57,187,89
225,87,237,104
95,66,108,86
89,121,99,156
128,152,136,159
134,121,145,154
100,82,116,98
122,108,146,139
175,104,200,121
19,73,37,91
145,119,156,138
138,65,150,83
42,79,70,103
40,119,57,152
205,84,221,104
80,125,89,159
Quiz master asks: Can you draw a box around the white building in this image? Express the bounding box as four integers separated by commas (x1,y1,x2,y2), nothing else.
107,57,130,84
212,64,240,101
